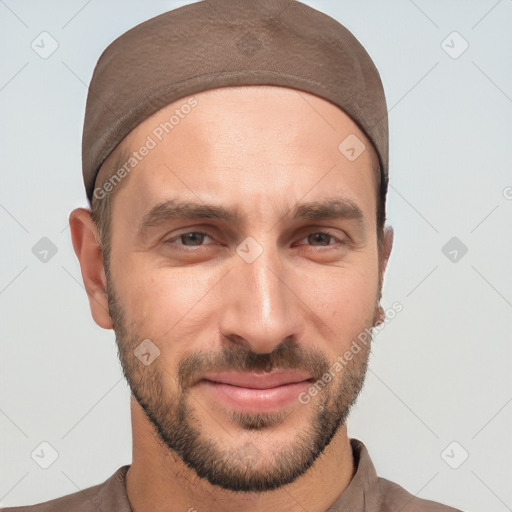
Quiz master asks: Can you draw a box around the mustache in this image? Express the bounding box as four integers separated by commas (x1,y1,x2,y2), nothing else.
177,341,331,389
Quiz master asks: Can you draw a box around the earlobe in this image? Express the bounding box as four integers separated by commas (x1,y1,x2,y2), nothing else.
69,208,113,330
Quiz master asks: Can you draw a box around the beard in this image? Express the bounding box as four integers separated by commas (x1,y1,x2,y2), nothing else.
106,272,378,493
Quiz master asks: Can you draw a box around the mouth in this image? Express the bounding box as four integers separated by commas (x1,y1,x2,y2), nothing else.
198,371,314,413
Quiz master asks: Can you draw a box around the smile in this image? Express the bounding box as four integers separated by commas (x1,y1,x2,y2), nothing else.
198,371,313,413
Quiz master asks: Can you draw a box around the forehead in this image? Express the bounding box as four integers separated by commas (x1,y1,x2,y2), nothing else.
100,85,379,224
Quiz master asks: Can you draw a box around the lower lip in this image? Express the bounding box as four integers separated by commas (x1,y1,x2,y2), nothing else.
199,380,312,412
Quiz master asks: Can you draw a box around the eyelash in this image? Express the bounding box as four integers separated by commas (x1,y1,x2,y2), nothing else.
163,230,348,250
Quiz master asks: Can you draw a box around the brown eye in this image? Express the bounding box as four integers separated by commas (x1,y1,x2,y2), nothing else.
164,232,213,247
297,232,343,247
306,232,334,246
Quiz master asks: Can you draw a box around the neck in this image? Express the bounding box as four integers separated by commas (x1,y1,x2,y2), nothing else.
126,398,355,512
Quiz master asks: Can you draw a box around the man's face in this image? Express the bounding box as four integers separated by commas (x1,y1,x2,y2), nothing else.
101,85,385,492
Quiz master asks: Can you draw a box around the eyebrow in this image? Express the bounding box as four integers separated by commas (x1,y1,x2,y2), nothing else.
139,197,365,233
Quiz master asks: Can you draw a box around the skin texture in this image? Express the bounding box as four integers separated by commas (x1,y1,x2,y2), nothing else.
70,85,393,512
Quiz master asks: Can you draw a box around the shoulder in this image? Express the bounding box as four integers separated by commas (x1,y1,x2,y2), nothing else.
377,476,463,512
0,484,103,512
0,466,130,512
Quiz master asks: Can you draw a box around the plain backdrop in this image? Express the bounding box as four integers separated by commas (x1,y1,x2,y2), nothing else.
1,1,511,510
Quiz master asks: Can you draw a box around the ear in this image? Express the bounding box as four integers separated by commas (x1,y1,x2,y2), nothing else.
374,225,394,326
379,225,394,278
69,207,113,329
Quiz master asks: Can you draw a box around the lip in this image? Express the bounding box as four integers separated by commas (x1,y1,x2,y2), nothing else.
198,371,313,413
201,370,312,389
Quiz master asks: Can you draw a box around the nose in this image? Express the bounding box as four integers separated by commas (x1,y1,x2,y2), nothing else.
217,241,304,354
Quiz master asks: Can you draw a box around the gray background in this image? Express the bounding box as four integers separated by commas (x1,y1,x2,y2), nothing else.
1,0,511,510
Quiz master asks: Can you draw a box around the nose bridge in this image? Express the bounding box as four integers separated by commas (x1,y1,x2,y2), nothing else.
218,235,301,353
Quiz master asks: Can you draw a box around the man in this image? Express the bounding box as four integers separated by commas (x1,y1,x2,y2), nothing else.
2,0,463,510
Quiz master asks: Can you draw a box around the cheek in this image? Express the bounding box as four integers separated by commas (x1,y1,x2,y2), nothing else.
113,254,219,343
301,257,379,347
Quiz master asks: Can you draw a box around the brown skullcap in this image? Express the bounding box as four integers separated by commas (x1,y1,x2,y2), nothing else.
82,0,388,203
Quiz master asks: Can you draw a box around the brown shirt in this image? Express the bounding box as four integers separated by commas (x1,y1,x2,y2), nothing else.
1,439,462,511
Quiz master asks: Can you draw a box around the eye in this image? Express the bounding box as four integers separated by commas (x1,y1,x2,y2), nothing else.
296,231,345,248
164,231,214,247
162,230,347,250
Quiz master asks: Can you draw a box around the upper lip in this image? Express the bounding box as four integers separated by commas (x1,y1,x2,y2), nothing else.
201,371,313,389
